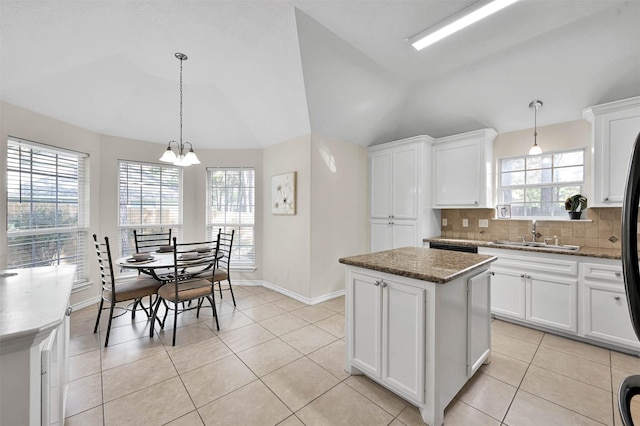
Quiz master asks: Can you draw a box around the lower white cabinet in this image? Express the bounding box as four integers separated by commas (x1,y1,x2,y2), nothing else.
370,219,418,253
349,272,425,403
480,247,640,352
583,262,640,350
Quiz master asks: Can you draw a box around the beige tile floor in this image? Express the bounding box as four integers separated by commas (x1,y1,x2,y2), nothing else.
65,285,640,426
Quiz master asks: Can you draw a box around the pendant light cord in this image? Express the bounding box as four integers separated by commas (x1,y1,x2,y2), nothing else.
179,56,183,148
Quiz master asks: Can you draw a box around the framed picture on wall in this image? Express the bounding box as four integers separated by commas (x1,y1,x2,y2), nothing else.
496,204,511,219
272,171,297,215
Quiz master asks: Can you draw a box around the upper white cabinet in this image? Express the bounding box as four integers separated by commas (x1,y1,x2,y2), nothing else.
583,96,640,207
369,136,440,252
432,129,496,209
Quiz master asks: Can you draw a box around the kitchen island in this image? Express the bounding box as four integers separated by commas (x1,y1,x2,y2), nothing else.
339,247,496,426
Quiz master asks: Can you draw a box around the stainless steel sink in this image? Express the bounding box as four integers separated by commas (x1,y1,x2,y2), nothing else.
488,241,580,252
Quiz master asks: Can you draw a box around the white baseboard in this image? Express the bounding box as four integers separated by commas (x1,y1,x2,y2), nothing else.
235,280,344,305
72,296,101,312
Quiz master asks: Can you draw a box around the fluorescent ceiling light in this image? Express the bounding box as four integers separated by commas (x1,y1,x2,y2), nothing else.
409,0,520,51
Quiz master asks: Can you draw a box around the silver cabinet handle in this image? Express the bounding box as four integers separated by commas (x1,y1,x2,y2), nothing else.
604,197,609,201
615,272,621,278
490,271,495,276
520,274,525,278
525,274,531,279
374,280,380,286
381,281,387,288
65,306,73,316
614,296,621,301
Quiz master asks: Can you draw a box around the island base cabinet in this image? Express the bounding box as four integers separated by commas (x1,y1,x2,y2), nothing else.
345,266,492,426
348,271,425,403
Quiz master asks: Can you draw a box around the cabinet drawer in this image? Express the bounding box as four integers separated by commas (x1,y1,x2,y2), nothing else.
582,262,623,283
493,254,578,276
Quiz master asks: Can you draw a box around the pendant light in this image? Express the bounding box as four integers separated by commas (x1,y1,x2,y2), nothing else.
528,100,543,156
159,52,200,166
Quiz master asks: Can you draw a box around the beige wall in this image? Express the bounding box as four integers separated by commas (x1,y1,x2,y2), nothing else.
262,135,312,297
310,134,368,299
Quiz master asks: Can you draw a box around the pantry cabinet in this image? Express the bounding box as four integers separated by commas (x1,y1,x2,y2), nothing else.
432,128,496,209
583,96,640,207
369,136,439,252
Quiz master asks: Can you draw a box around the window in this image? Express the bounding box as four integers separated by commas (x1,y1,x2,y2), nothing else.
6,138,89,284
207,168,255,267
118,161,182,257
500,149,584,218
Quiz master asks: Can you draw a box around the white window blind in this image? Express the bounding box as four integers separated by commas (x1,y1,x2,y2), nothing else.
118,160,182,257
500,149,584,217
206,168,255,266
6,138,89,284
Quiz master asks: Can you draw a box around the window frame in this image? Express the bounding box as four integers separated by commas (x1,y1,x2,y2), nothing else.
117,160,183,258
6,137,90,286
498,148,585,219
206,167,256,269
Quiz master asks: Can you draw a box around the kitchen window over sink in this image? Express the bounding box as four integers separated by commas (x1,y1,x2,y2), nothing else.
499,149,584,218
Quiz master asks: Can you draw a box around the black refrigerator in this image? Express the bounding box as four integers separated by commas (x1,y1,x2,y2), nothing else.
620,131,640,425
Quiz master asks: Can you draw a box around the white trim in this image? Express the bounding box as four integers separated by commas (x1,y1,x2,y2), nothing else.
237,280,345,305
72,296,101,312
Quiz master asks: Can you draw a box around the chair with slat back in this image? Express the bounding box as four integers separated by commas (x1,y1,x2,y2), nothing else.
150,236,221,346
133,228,172,253
210,229,236,306
93,234,162,347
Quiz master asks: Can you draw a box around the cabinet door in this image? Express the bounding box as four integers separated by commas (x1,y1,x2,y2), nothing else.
468,270,492,376
584,282,640,350
370,151,392,219
391,145,419,220
594,109,640,205
391,220,418,249
490,268,526,319
381,279,425,403
527,274,577,333
349,273,382,377
434,140,480,207
371,220,391,252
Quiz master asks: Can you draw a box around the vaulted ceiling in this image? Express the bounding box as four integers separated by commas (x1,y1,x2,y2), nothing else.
1,1,639,149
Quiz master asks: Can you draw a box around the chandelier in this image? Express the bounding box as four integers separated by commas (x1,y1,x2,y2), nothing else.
528,99,543,156
159,52,200,166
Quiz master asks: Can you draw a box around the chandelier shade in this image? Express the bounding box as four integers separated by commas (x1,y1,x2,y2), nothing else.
159,52,200,167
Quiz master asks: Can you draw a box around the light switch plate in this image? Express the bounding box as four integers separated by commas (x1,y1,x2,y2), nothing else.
479,219,489,228
462,219,468,227
442,218,448,226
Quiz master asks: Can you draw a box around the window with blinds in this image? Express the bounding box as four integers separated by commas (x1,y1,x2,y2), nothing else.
206,168,255,266
118,160,182,257
6,138,89,284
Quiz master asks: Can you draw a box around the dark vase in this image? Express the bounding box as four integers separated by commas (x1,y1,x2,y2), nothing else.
569,211,582,220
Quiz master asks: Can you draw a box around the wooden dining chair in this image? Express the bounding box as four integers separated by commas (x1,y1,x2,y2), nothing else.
150,236,221,346
93,234,162,347
209,229,236,306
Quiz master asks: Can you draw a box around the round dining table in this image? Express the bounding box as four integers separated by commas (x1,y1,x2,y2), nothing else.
115,250,222,282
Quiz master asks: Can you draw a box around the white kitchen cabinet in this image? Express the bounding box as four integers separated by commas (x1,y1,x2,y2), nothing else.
582,261,640,350
348,271,425,403
583,96,640,206
479,248,578,333
369,136,440,252
432,128,496,209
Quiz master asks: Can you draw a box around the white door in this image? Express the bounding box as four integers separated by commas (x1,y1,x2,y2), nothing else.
527,274,577,333
349,273,382,377
391,221,418,249
381,279,425,403
391,145,419,220
490,268,526,319
370,151,392,219
371,220,391,252
468,270,492,376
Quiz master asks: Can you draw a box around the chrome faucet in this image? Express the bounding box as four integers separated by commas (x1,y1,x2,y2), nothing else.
531,219,537,242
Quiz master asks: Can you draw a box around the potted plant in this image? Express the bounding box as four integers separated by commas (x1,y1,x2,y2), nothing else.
565,194,587,219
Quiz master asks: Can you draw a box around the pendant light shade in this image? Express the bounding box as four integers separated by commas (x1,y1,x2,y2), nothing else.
159,52,200,166
528,100,543,155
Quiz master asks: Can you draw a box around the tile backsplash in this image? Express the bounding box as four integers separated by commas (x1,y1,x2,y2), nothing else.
440,208,625,251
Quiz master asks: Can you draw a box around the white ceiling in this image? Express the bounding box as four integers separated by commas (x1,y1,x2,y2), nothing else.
1,0,639,149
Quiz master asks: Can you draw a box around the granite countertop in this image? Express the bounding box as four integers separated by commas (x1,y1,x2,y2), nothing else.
338,246,496,284
424,237,623,260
